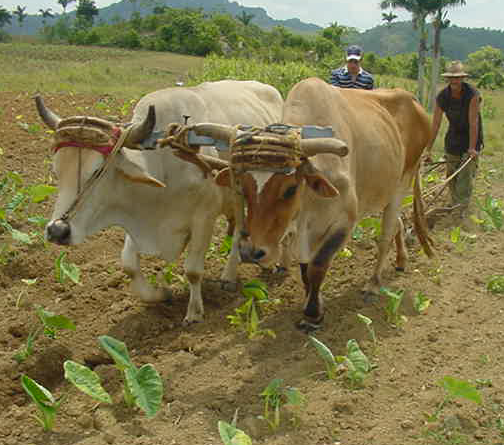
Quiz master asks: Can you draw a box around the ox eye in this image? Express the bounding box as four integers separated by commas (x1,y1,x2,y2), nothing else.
283,185,298,200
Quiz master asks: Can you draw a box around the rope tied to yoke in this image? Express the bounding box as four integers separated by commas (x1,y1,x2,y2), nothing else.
230,123,304,175
156,123,216,177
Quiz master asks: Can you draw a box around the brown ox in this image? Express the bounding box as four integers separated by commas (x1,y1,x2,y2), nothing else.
192,77,434,330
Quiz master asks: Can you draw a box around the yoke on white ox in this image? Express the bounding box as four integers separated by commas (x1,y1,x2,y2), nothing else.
191,77,435,331
35,80,283,324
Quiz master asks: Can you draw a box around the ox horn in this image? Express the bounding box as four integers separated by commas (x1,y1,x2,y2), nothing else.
34,95,61,130
123,105,156,148
300,138,349,158
191,123,234,144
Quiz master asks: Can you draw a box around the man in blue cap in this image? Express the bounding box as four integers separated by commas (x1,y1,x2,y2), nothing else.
329,45,374,90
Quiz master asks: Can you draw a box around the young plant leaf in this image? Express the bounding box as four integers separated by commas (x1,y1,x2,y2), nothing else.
309,336,337,379
64,360,112,404
218,420,253,445
21,374,59,431
11,228,32,244
346,339,371,375
28,184,57,203
439,376,482,404
55,252,81,285
413,292,431,312
98,335,135,371
37,307,76,332
124,364,163,418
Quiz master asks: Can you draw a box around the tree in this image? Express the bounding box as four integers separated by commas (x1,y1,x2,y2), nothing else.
380,0,438,105
428,1,466,111
0,7,12,29
75,0,99,29
381,11,398,28
237,10,254,26
321,22,347,47
58,0,76,14
39,8,54,27
12,5,27,31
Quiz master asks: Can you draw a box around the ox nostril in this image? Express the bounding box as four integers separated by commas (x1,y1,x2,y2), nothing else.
47,219,71,244
252,249,266,261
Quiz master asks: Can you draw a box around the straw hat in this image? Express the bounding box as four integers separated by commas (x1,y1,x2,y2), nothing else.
442,60,469,78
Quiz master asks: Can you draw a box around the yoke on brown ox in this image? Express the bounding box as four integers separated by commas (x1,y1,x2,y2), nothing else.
34,80,283,325
191,77,434,331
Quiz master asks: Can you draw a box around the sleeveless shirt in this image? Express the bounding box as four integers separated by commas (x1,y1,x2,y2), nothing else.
436,82,484,155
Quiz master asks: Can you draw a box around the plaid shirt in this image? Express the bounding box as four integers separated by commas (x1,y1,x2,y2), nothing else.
329,67,374,90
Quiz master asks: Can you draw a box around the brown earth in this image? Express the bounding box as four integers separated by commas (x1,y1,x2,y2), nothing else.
1,90,504,445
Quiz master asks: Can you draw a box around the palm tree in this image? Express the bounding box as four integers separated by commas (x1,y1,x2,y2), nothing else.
380,0,437,105
57,0,76,15
237,11,254,26
12,5,27,31
39,8,54,27
428,1,467,111
381,11,398,28
0,7,12,29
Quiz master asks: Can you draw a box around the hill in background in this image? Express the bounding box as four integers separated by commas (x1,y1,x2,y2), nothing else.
355,21,504,60
3,0,322,36
4,0,504,61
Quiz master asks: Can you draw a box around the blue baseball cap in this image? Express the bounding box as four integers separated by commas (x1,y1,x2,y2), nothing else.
346,45,363,61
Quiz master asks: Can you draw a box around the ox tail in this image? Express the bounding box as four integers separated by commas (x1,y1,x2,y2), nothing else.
413,166,435,258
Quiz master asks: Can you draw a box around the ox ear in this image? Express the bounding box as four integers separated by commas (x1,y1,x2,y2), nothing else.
214,167,231,187
116,156,166,188
301,162,339,198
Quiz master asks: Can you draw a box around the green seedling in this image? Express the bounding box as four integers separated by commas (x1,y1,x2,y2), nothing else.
258,378,304,431
449,226,476,253
476,194,503,230
309,335,338,379
21,375,65,431
219,235,233,256
356,313,376,344
335,339,372,388
55,252,82,285
413,291,431,313
355,217,382,240
337,247,353,259
98,335,163,418
425,376,482,422
14,307,76,363
218,415,252,445
16,278,38,308
0,173,57,259
227,279,275,339
380,287,407,327
63,360,112,404
486,275,504,294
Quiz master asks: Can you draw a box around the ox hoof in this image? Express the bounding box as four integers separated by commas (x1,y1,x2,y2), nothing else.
361,289,378,304
221,281,239,292
182,317,203,327
395,267,405,273
273,265,288,275
296,318,323,333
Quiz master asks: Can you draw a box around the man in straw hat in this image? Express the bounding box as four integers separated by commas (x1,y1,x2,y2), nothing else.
425,60,484,216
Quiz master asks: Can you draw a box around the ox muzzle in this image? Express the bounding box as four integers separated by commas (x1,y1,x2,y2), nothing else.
46,219,72,245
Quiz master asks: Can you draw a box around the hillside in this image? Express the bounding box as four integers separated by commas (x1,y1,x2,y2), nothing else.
3,0,322,36
355,20,504,60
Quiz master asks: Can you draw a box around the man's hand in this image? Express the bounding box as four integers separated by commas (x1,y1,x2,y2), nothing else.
468,148,478,158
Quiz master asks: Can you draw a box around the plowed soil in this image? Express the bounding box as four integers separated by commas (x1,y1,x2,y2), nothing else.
2,90,504,445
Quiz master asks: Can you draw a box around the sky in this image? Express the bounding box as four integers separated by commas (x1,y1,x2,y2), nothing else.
1,0,501,32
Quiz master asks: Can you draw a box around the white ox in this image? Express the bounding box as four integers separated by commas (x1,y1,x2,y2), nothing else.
35,80,283,324
192,77,434,330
